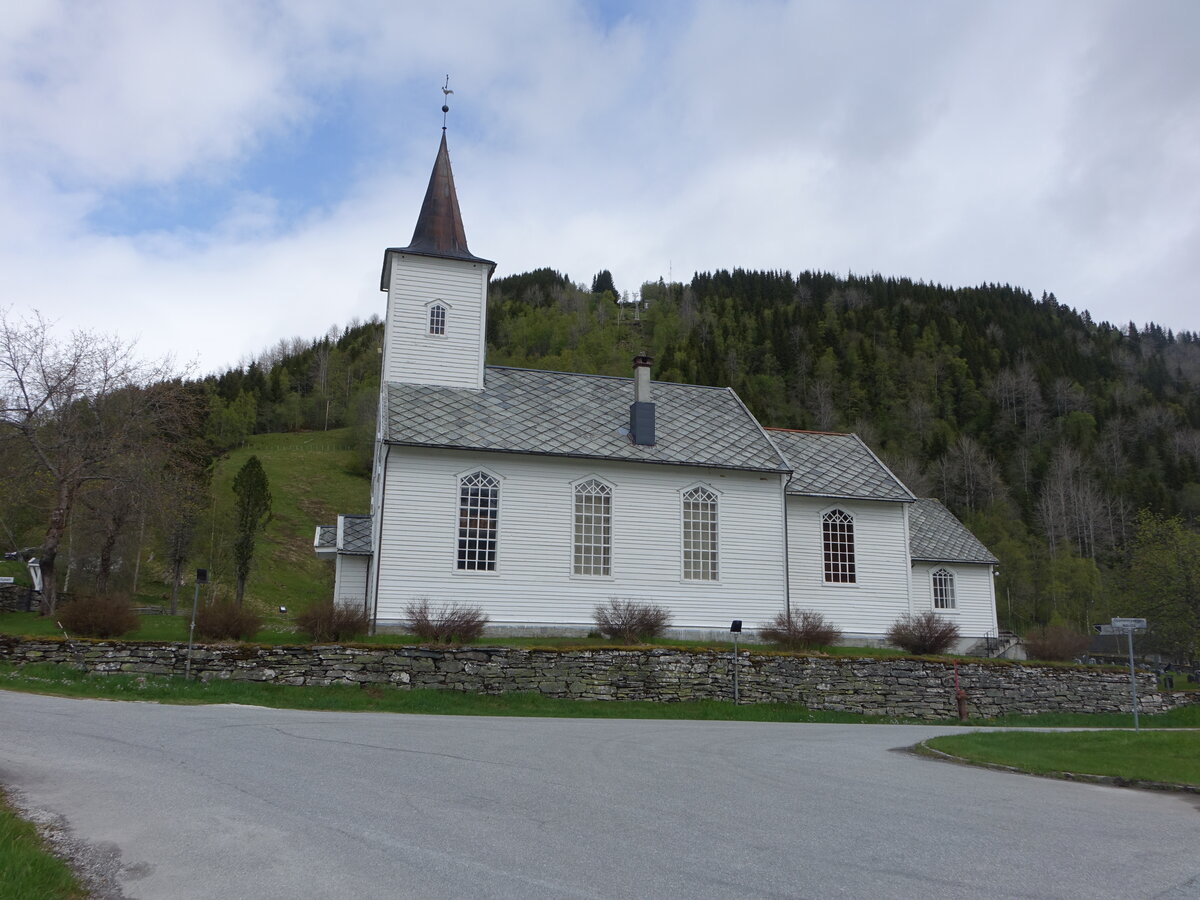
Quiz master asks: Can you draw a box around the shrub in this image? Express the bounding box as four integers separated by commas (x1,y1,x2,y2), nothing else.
195,598,263,641
593,598,672,643
759,610,841,650
1024,625,1091,661
58,595,139,638
403,599,488,643
296,599,371,643
886,612,961,655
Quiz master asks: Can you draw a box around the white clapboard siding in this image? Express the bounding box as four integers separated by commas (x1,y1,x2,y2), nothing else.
911,562,998,638
334,555,369,609
785,496,913,636
384,253,488,389
373,448,789,630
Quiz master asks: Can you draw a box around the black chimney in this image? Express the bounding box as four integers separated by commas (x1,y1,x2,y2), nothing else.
629,355,655,446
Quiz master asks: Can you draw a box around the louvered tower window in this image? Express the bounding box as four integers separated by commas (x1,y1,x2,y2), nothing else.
822,509,856,583
457,472,498,571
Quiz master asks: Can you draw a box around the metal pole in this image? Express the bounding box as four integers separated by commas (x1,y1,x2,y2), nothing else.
185,580,200,680
1127,627,1139,732
732,633,739,705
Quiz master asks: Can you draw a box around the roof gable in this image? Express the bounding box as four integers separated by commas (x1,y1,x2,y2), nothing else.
385,366,789,472
908,498,998,564
769,429,914,501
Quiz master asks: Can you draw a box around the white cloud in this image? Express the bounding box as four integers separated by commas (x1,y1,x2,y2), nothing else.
0,0,1197,375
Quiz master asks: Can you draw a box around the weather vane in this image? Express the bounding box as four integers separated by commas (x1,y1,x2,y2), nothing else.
442,75,453,130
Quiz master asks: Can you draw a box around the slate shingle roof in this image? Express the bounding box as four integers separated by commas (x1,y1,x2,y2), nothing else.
339,515,373,554
314,525,336,550
768,429,914,501
384,367,789,473
908,498,998,564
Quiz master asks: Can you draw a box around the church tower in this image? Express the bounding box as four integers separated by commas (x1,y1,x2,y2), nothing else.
379,131,494,390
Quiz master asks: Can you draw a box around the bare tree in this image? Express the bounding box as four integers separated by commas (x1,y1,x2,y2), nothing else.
0,310,184,613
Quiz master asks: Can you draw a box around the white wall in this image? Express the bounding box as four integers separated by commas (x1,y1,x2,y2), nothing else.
334,555,369,611
373,447,789,630
383,253,488,390
785,496,913,637
911,562,998,638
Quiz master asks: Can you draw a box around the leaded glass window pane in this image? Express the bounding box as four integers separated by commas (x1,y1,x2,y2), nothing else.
682,487,718,580
429,304,447,336
457,471,498,571
573,479,612,576
932,568,956,609
822,509,856,583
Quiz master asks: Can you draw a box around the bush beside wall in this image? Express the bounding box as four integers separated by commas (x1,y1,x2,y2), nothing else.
0,635,1185,719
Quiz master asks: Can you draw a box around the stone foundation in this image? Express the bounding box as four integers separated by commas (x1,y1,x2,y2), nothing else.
1,635,1186,719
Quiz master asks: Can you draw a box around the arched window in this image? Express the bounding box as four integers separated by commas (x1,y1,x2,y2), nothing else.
822,509,856,583
457,471,498,571
932,568,956,609
682,487,718,580
428,303,447,336
573,479,612,576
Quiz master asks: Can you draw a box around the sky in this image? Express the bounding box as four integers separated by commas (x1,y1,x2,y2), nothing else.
2,0,1197,375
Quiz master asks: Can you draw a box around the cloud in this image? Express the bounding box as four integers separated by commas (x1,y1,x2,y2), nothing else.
0,0,1196,376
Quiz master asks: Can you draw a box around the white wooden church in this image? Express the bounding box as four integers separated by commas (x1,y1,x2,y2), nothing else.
316,129,999,648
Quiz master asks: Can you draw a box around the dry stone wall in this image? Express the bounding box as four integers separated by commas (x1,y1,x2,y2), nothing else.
0,635,1184,719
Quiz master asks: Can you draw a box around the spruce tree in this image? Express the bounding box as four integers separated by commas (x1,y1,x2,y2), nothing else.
232,455,272,605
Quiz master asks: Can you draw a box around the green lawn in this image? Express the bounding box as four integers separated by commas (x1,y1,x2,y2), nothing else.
203,429,370,613
0,789,84,900
0,610,908,655
925,730,1200,787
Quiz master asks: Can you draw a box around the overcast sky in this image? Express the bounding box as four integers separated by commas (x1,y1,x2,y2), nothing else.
2,0,1197,374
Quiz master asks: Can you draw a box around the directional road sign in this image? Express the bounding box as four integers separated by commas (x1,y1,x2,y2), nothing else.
1093,624,1118,635
1111,617,1147,629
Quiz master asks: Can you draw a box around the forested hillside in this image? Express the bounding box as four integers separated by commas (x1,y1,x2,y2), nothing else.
5,267,1198,654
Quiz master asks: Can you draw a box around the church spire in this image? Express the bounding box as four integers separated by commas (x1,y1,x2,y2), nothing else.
401,131,489,264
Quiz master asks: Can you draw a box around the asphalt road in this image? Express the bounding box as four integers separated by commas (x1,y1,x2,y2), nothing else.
1,691,1198,900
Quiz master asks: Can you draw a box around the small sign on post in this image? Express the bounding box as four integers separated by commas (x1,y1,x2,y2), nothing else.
1112,617,1147,731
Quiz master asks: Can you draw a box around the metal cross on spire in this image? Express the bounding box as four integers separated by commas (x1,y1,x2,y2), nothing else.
441,75,453,130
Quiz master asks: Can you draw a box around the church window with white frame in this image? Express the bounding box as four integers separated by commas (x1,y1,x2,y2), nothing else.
932,567,956,609
822,509,856,583
573,479,612,576
457,471,498,571
682,486,719,580
428,303,447,336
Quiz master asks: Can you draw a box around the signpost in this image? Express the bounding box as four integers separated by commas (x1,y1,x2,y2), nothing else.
1094,617,1147,731
184,569,208,680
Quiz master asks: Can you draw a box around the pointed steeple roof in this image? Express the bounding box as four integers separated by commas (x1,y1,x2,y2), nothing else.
401,132,492,264
380,131,495,291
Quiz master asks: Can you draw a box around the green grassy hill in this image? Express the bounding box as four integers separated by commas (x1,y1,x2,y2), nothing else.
205,429,369,612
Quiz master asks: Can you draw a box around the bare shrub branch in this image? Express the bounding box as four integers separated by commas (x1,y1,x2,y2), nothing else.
403,599,488,643
760,610,841,650
297,599,371,643
593,598,672,643
886,612,961,655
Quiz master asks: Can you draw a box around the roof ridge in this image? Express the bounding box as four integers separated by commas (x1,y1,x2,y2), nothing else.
766,427,852,436
484,365,733,390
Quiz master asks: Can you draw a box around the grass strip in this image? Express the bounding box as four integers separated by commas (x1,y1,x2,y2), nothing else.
925,730,1200,787
0,789,86,900
2,662,1198,729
